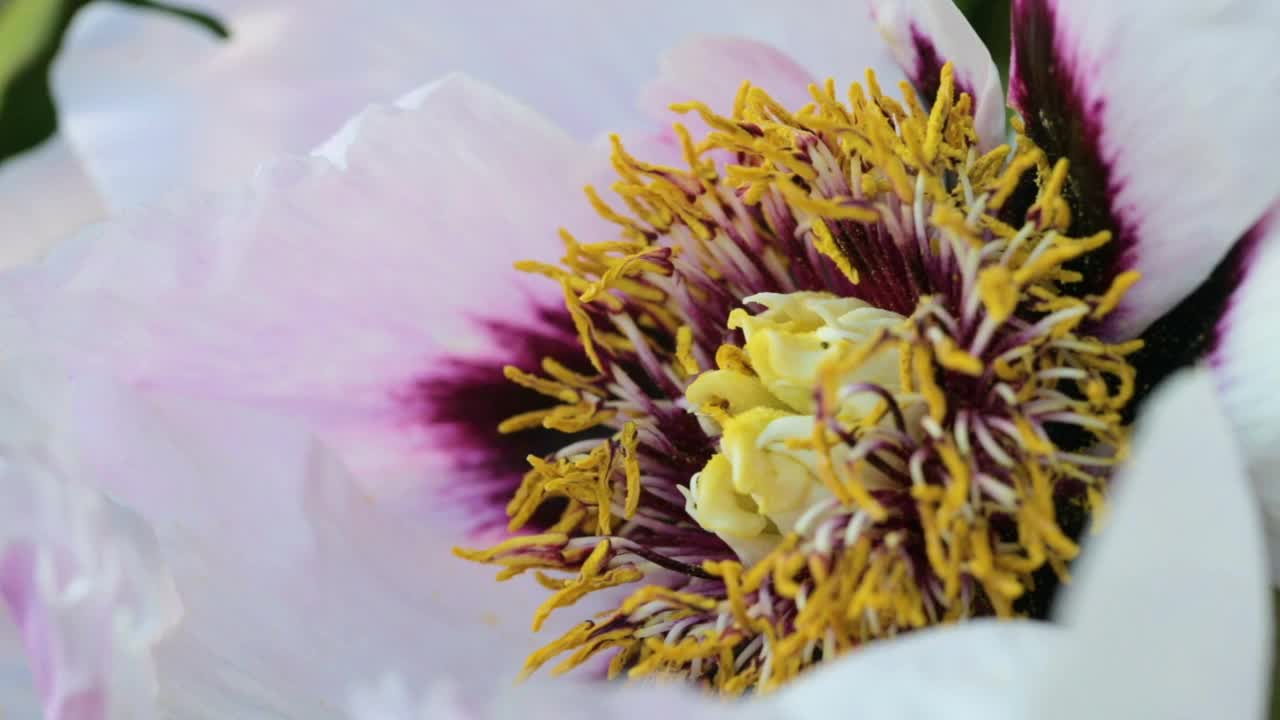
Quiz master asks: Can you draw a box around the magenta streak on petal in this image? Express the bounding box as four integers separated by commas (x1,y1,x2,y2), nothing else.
1009,0,1135,303
403,305,604,537
1,545,107,719
0,546,49,690
908,25,977,107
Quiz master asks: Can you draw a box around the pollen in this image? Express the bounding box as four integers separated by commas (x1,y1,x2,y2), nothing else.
456,62,1139,694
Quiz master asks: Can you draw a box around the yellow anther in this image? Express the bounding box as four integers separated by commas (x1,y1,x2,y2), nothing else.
532,540,643,632
561,282,605,373
583,185,650,238
497,408,554,434
675,325,701,375
923,63,955,165
621,422,642,519
932,335,984,376
839,455,891,522
579,248,669,304
1092,270,1142,319
990,149,1041,209
454,533,568,564
503,366,580,403
913,345,947,422
1013,230,1111,286
810,218,862,285
977,265,1020,324
540,357,599,390
595,442,615,535
543,400,614,434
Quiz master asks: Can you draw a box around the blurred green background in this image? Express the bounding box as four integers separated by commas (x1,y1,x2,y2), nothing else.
0,0,1274,717
0,0,226,164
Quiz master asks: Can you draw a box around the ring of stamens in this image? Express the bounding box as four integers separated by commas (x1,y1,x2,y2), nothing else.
457,62,1140,694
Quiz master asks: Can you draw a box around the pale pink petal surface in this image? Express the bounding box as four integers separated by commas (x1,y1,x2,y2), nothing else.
868,0,1005,148
6,75,607,532
53,0,903,212
0,357,603,718
0,137,104,268
0,361,182,719
1009,0,1280,338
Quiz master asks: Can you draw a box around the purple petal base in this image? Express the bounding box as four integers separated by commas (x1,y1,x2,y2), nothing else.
403,305,603,537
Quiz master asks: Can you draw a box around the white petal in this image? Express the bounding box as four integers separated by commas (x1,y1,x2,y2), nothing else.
346,674,781,720
344,621,1056,720
1034,369,1271,719
1210,204,1280,583
0,136,105,266
868,0,1005,149
775,621,1056,720
1009,0,1280,338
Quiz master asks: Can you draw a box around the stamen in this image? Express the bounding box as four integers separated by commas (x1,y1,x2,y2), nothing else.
458,62,1138,694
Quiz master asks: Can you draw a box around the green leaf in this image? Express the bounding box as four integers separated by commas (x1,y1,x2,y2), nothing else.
1272,590,1280,720
109,0,227,39
0,0,228,165
953,0,1011,84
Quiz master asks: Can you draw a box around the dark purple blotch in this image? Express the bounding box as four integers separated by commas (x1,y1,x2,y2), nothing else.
1009,0,1135,300
404,305,605,536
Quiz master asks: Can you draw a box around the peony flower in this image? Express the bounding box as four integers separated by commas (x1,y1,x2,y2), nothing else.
2,0,1278,715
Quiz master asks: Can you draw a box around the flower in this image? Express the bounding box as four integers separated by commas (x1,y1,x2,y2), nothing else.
2,0,1279,714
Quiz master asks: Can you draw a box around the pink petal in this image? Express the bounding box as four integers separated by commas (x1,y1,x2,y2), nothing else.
1211,204,1280,580
7,75,604,534
56,1,902,212
0,136,105,268
0,369,182,719
1009,0,1280,338
1034,370,1271,718
641,36,820,127
640,16,907,124
868,0,1005,149
1,357,605,718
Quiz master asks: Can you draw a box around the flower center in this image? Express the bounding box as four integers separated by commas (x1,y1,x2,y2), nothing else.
457,63,1141,693
683,292,910,563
